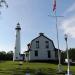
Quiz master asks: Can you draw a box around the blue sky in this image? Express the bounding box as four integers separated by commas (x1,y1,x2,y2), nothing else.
0,0,75,53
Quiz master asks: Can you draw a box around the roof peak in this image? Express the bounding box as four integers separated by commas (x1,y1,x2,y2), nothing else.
39,33,44,36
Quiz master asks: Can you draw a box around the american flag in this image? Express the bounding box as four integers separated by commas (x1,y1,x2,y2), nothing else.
27,43,31,50
53,0,56,12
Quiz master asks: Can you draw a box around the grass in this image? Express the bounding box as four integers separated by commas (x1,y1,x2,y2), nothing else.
0,61,75,75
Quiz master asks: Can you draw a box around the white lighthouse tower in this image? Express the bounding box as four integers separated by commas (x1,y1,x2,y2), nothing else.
13,23,21,61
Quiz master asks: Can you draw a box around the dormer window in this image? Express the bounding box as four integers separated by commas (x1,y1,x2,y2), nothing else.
45,41,49,48
36,41,39,48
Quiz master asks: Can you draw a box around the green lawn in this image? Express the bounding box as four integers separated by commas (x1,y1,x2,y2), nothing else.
0,61,75,75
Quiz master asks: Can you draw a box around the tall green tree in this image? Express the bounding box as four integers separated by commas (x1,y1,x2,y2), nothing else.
61,48,75,63
68,48,75,61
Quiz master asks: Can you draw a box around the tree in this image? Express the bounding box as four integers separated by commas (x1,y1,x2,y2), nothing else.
0,0,8,7
68,48,75,61
6,51,13,60
0,0,8,14
0,51,13,60
61,51,66,63
0,51,6,60
61,48,75,63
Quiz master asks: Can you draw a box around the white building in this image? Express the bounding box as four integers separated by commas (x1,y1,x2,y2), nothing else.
26,33,58,61
13,23,25,61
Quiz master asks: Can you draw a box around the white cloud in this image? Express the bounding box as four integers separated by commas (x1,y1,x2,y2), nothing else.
61,16,75,38
60,3,75,38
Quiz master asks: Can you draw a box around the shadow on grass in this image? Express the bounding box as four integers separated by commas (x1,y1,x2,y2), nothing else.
0,66,75,75
0,68,61,75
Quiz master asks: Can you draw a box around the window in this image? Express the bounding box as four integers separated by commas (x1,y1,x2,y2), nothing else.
48,51,51,58
35,50,38,56
36,41,39,48
16,57,18,59
45,41,49,48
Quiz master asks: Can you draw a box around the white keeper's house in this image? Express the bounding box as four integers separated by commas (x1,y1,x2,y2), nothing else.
25,33,58,61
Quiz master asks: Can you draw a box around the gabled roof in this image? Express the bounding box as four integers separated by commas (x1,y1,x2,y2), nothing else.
31,33,55,48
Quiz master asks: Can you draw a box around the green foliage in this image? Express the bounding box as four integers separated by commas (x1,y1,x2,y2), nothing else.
61,48,75,63
61,51,66,63
69,48,75,61
0,51,7,60
6,51,13,60
0,51,13,60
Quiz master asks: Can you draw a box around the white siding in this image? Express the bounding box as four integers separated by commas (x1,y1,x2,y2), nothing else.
13,24,21,61
29,35,56,61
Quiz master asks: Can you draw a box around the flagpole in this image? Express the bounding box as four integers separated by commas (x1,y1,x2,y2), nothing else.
53,0,63,73
49,15,63,73
55,11,62,73
48,0,64,72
